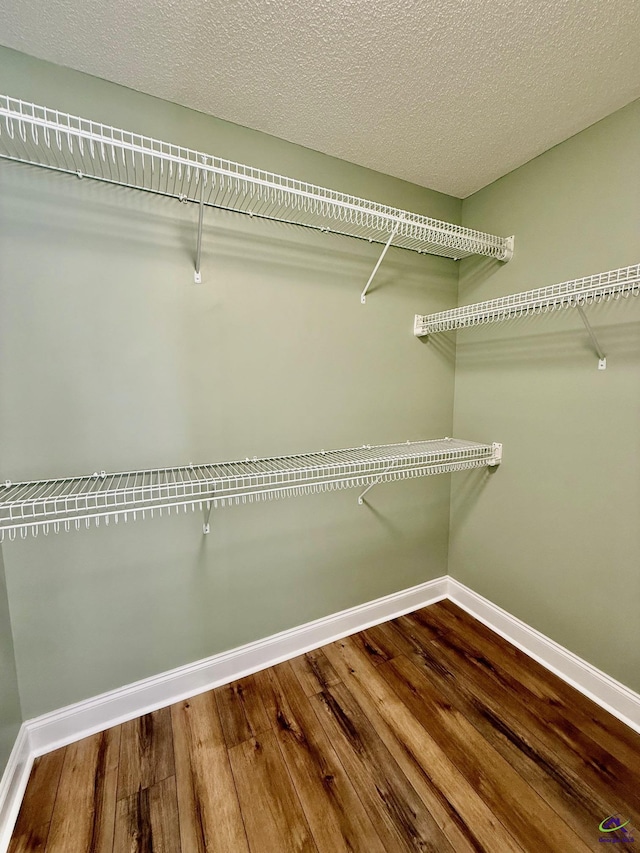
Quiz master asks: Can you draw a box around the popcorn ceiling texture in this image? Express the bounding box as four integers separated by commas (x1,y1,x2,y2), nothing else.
0,0,639,197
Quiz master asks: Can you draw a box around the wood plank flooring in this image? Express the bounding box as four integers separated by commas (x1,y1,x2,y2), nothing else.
10,601,640,852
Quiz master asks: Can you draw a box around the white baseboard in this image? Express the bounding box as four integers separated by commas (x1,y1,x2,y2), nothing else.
0,575,447,851
27,576,448,758
448,577,640,735
0,726,32,853
3,572,640,851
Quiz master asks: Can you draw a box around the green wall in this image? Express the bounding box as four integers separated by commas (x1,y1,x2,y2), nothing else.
2,44,635,760
450,100,640,691
0,46,460,722
0,550,21,771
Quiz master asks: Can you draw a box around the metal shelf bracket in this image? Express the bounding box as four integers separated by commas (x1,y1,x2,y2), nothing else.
576,305,607,369
194,162,206,284
357,463,394,504
203,502,213,534
361,221,401,303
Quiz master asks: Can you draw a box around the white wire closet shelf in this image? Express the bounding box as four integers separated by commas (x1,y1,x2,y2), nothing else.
414,264,640,336
0,439,502,540
0,95,513,286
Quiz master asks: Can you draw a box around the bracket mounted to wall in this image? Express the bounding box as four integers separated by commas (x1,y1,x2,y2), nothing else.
194,161,206,284
203,501,213,534
357,463,394,504
357,441,502,504
489,442,503,465
576,305,606,369
361,221,401,304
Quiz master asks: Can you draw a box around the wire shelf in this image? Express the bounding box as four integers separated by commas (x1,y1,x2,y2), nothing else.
414,265,640,336
0,439,502,540
0,95,513,262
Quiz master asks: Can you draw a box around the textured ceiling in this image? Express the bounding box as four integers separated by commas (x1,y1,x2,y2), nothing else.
1,0,639,197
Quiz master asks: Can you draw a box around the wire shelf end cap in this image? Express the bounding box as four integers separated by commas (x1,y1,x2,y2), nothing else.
501,236,515,263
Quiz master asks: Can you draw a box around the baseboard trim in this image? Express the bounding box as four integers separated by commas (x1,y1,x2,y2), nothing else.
0,726,32,853
1,576,446,851
26,576,448,758
448,577,640,735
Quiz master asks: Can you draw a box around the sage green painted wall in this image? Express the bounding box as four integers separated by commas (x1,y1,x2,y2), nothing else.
0,550,21,772
449,100,640,691
0,46,460,717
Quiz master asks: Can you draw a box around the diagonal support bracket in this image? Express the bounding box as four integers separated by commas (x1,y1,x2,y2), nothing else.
358,464,394,504
203,501,214,534
360,220,402,303
194,164,206,284
576,305,606,369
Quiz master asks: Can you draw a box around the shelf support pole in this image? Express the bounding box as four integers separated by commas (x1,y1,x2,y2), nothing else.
576,305,606,369
194,167,205,284
360,222,401,303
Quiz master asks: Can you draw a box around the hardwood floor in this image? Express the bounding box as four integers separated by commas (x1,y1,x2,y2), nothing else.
9,601,640,852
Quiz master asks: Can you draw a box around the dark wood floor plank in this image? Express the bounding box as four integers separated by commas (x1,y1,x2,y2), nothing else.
323,637,524,853
392,605,452,643
113,774,180,853
45,727,120,853
288,648,341,697
398,617,638,813
381,616,622,849
117,707,175,801
228,729,317,852
8,822,49,853
349,623,403,666
403,609,640,813
215,674,271,749
11,748,65,840
171,692,249,853
256,661,386,853
379,653,589,852
436,600,640,766
310,681,457,853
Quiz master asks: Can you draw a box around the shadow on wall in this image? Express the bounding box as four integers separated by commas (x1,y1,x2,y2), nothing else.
193,217,454,303
0,161,455,304
351,499,404,537
455,319,640,370
458,255,508,299
415,331,456,367
448,467,495,533
148,479,443,665
1,156,459,471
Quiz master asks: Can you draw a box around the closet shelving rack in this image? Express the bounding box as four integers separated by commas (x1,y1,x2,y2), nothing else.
414,264,640,368
0,439,502,541
0,95,513,296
